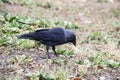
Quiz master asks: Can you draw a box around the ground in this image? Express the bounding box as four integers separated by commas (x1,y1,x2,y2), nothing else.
0,0,120,80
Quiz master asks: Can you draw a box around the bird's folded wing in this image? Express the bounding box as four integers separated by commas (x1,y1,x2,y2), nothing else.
36,31,65,43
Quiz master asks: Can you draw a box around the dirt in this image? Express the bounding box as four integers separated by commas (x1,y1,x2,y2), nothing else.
0,48,120,80
0,0,120,80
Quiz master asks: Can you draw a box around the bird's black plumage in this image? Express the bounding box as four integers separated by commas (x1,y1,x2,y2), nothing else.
18,27,76,58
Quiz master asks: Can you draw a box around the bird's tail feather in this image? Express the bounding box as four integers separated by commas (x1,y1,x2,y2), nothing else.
18,32,36,40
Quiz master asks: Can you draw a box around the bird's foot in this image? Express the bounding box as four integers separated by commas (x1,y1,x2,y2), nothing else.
54,53,58,57
47,54,51,59
47,56,51,59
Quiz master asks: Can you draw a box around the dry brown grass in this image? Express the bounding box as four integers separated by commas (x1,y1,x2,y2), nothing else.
0,0,120,80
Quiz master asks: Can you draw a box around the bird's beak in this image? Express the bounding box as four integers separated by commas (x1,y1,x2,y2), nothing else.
73,42,76,46
74,43,76,46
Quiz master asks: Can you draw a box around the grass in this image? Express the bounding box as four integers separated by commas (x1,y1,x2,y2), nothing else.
10,54,33,65
89,52,120,68
0,0,120,80
0,13,80,48
110,7,120,18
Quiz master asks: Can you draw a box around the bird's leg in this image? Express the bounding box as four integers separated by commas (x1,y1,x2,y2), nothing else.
46,46,50,58
35,41,40,53
52,46,58,57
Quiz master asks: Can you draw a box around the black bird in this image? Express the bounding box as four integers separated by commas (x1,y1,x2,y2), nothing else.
18,27,76,58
